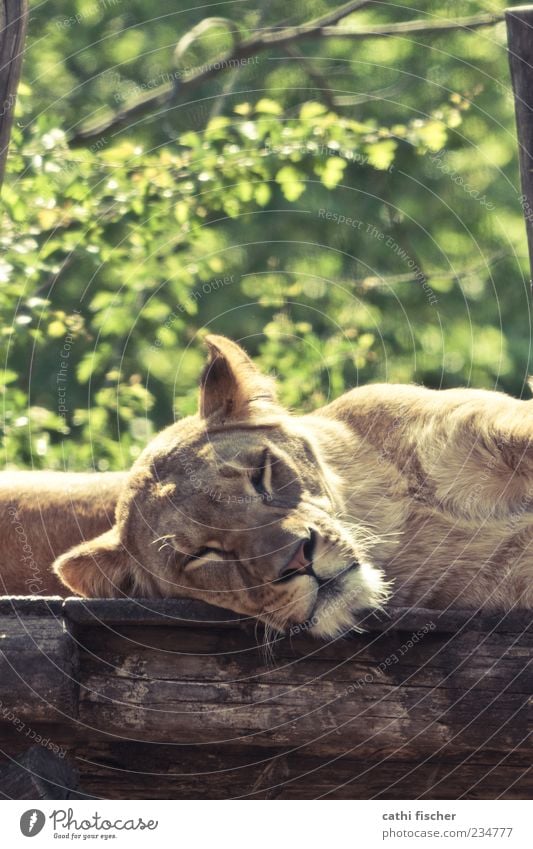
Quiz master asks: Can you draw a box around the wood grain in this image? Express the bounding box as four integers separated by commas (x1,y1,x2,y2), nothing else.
0,598,532,797
0,746,83,800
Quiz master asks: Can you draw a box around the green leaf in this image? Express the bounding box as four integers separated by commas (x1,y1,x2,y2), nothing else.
417,120,448,152
321,156,347,189
300,102,329,120
365,139,398,170
254,183,271,206
275,166,305,201
255,98,283,115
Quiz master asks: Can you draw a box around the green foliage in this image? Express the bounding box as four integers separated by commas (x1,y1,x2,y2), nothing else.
1,0,529,469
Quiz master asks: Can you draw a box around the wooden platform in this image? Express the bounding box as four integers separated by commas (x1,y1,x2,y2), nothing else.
0,597,532,798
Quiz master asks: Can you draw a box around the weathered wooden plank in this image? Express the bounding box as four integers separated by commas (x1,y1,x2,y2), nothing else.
0,595,526,635
74,623,533,759
62,598,533,634
63,596,242,627
0,607,79,720
0,730,531,799
0,746,83,800
1,596,532,798
0,0,28,187
0,596,64,616
39,742,533,800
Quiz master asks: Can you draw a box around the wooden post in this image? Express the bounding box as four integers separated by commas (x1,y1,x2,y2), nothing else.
0,0,28,187
0,748,83,800
506,6,533,283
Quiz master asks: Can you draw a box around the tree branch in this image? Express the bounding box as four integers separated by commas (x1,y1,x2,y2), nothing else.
269,0,376,37
357,252,509,292
69,11,503,147
318,14,504,40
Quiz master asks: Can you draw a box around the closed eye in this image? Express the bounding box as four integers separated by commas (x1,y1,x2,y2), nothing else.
183,546,225,568
251,448,272,497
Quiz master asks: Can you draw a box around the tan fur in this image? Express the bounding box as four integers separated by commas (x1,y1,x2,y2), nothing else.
43,336,533,636
0,472,126,595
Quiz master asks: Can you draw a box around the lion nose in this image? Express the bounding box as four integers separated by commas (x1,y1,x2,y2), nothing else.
278,535,315,581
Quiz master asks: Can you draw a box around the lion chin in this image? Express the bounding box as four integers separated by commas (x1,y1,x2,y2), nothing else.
283,560,391,640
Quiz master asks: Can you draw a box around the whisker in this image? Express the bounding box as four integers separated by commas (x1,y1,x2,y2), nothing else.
151,533,177,546
260,612,282,666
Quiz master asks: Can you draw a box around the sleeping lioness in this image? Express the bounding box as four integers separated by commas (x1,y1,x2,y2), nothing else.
4,334,533,638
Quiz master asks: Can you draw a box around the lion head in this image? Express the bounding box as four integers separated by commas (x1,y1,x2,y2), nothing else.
54,336,388,638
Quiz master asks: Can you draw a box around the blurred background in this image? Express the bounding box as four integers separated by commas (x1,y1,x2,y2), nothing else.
1,0,531,470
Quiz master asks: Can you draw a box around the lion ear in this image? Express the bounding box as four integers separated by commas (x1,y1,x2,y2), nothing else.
199,334,278,422
53,528,137,598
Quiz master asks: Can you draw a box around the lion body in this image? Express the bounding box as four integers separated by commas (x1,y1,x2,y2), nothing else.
3,336,533,637
0,471,126,595
315,383,533,611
